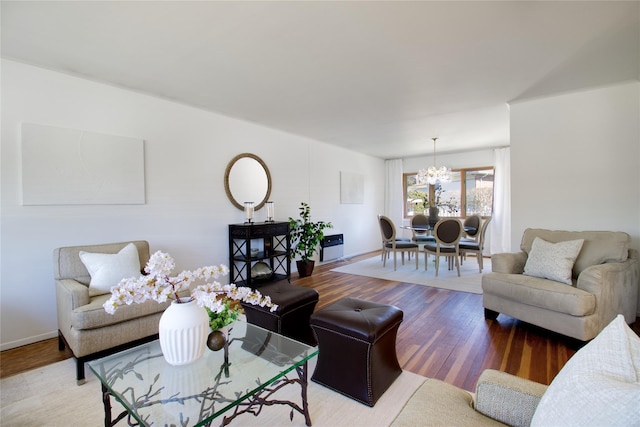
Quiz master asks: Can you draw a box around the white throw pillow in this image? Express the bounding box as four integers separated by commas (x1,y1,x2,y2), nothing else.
79,243,141,296
531,315,640,427
523,237,584,285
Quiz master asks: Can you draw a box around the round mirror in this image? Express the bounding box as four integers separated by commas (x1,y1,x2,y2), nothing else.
224,153,272,211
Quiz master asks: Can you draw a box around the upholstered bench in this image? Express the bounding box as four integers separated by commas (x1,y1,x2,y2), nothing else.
241,279,319,345
310,297,403,406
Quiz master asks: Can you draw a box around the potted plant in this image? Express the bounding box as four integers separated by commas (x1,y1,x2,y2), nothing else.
289,202,332,277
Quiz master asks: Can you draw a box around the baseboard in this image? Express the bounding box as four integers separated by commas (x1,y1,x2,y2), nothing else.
1,330,58,351
318,250,378,265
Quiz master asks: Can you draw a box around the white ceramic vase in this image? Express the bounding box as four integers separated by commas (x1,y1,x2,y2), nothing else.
159,299,209,366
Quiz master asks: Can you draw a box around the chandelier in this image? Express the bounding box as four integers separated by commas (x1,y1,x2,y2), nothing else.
417,137,451,185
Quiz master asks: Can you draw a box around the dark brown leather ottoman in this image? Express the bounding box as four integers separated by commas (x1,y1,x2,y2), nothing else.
241,280,319,346
310,297,403,406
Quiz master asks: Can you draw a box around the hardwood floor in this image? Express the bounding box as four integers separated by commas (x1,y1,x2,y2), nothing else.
293,252,587,391
2,251,638,391
0,336,73,379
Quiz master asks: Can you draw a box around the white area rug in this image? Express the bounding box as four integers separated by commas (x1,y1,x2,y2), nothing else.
1,356,425,426
331,254,489,294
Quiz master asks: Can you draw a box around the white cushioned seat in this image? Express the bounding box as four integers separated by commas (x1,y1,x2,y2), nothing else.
70,294,168,330
482,273,596,317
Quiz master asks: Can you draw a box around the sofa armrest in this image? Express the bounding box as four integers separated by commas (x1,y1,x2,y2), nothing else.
475,369,547,427
490,252,528,274
56,279,90,310
577,251,639,324
55,279,90,341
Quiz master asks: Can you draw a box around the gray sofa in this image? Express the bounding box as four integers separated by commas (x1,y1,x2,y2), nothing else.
392,369,546,427
391,314,640,426
482,229,639,341
54,240,169,384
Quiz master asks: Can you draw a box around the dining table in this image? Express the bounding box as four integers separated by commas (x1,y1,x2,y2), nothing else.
400,222,477,270
401,224,477,235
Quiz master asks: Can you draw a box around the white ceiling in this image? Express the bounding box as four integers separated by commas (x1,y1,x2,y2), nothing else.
2,1,638,159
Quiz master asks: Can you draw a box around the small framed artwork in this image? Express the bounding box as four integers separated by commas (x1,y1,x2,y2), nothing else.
340,171,364,204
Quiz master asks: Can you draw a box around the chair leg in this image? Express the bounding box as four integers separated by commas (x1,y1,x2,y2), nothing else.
58,330,66,351
434,256,440,277
478,252,483,272
76,358,86,385
382,249,387,267
484,308,499,320
415,249,418,269
393,251,397,271
455,253,461,276
424,252,428,271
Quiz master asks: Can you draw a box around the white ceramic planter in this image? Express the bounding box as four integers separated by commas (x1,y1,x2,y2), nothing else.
159,299,209,366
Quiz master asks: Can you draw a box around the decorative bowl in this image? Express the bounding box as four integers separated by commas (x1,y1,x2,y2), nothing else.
251,261,273,280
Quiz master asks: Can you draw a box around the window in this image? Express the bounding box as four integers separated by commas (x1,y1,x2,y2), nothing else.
403,167,494,218
464,169,494,216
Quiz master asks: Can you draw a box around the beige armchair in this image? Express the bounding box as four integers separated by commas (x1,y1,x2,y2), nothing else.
54,241,169,384
482,229,639,341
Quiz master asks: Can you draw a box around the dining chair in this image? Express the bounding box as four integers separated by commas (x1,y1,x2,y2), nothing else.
462,215,481,239
410,214,434,244
378,215,419,271
377,214,412,261
423,218,463,276
459,217,491,272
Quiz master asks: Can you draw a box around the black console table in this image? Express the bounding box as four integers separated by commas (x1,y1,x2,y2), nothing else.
228,221,291,288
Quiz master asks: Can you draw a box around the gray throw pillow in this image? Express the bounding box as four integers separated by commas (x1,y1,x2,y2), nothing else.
523,237,584,285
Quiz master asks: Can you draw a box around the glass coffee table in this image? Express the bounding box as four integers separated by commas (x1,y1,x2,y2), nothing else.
88,321,318,427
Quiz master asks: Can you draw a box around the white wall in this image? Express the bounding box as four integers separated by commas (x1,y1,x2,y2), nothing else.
510,81,640,312
403,149,495,174
0,59,385,350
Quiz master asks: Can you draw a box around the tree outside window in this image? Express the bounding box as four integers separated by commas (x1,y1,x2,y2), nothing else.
404,167,493,218
405,174,429,216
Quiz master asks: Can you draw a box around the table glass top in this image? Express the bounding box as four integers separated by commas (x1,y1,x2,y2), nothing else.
401,225,431,230
88,321,318,426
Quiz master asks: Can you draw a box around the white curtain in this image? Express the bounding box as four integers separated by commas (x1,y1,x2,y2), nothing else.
490,147,512,254
384,159,404,228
